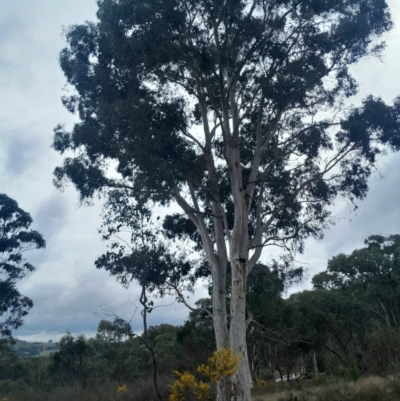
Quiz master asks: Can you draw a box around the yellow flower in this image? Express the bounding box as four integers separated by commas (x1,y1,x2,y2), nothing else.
253,379,267,387
117,384,127,393
195,381,211,400
169,371,211,401
169,348,239,400
198,348,241,383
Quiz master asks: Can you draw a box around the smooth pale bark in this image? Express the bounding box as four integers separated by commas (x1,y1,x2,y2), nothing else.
227,156,253,400
183,77,255,401
211,262,229,350
229,258,252,401
209,253,252,401
210,259,231,401
312,350,319,374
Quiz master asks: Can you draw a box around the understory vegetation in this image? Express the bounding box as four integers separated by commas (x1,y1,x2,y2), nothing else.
1,235,400,400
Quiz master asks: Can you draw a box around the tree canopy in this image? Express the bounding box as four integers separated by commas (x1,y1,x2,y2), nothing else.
54,0,400,252
313,234,400,327
0,194,45,337
54,0,400,399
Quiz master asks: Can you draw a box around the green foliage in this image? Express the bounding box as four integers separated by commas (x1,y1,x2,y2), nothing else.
150,325,182,375
49,333,92,387
53,0,400,296
340,354,361,382
0,194,45,337
96,318,132,342
313,235,400,328
92,320,141,382
2,234,400,399
367,325,400,374
177,303,215,372
0,378,30,400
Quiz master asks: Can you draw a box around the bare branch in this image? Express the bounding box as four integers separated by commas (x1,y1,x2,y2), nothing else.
165,281,213,318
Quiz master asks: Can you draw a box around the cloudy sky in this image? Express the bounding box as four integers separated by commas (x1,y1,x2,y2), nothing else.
1,0,400,342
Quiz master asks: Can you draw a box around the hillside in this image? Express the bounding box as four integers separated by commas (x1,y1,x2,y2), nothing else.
12,339,59,358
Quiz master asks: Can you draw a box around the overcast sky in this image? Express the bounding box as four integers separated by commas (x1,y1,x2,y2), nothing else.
1,0,400,342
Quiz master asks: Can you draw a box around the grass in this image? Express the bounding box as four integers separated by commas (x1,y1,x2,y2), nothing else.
1,374,400,400
0,376,172,401
252,375,400,401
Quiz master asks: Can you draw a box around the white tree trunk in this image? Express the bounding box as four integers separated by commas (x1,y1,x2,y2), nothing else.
229,258,252,401
227,192,252,401
208,223,253,401
211,259,231,401
196,82,254,400
312,350,319,374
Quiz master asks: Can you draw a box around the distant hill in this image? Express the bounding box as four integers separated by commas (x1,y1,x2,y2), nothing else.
12,339,59,358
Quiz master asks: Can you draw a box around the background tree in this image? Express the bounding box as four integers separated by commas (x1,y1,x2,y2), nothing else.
312,235,400,375
284,288,367,376
1,236,400,398
50,333,92,388
367,324,400,375
54,0,400,399
94,318,137,382
245,263,301,381
0,194,45,337
177,298,216,372
313,235,400,328
95,198,200,401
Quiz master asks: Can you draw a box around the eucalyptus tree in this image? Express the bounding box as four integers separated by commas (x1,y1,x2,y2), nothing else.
54,0,400,398
0,194,45,337
94,319,139,382
95,196,197,401
50,334,92,387
313,235,400,328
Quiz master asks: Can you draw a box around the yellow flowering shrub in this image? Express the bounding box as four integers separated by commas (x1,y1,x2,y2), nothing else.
196,380,212,400
253,379,266,387
169,371,211,401
117,384,127,393
197,348,241,383
169,348,240,401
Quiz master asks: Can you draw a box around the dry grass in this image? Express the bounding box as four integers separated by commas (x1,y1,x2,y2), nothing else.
1,375,400,401
252,375,400,401
0,376,173,401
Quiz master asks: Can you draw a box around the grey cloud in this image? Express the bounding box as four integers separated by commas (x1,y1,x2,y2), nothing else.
290,152,400,293
16,266,194,340
34,194,69,238
0,11,22,42
5,138,38,175
323,154,400,256
17,270,128,338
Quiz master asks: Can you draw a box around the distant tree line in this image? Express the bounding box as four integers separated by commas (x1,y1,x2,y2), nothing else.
1,234,400,399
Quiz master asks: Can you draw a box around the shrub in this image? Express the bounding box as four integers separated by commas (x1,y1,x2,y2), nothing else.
169,348,240,401
169,371,211,401
197,348,241,383
340,355,361,382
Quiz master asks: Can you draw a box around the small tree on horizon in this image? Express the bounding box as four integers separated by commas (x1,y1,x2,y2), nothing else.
54,0,400,399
